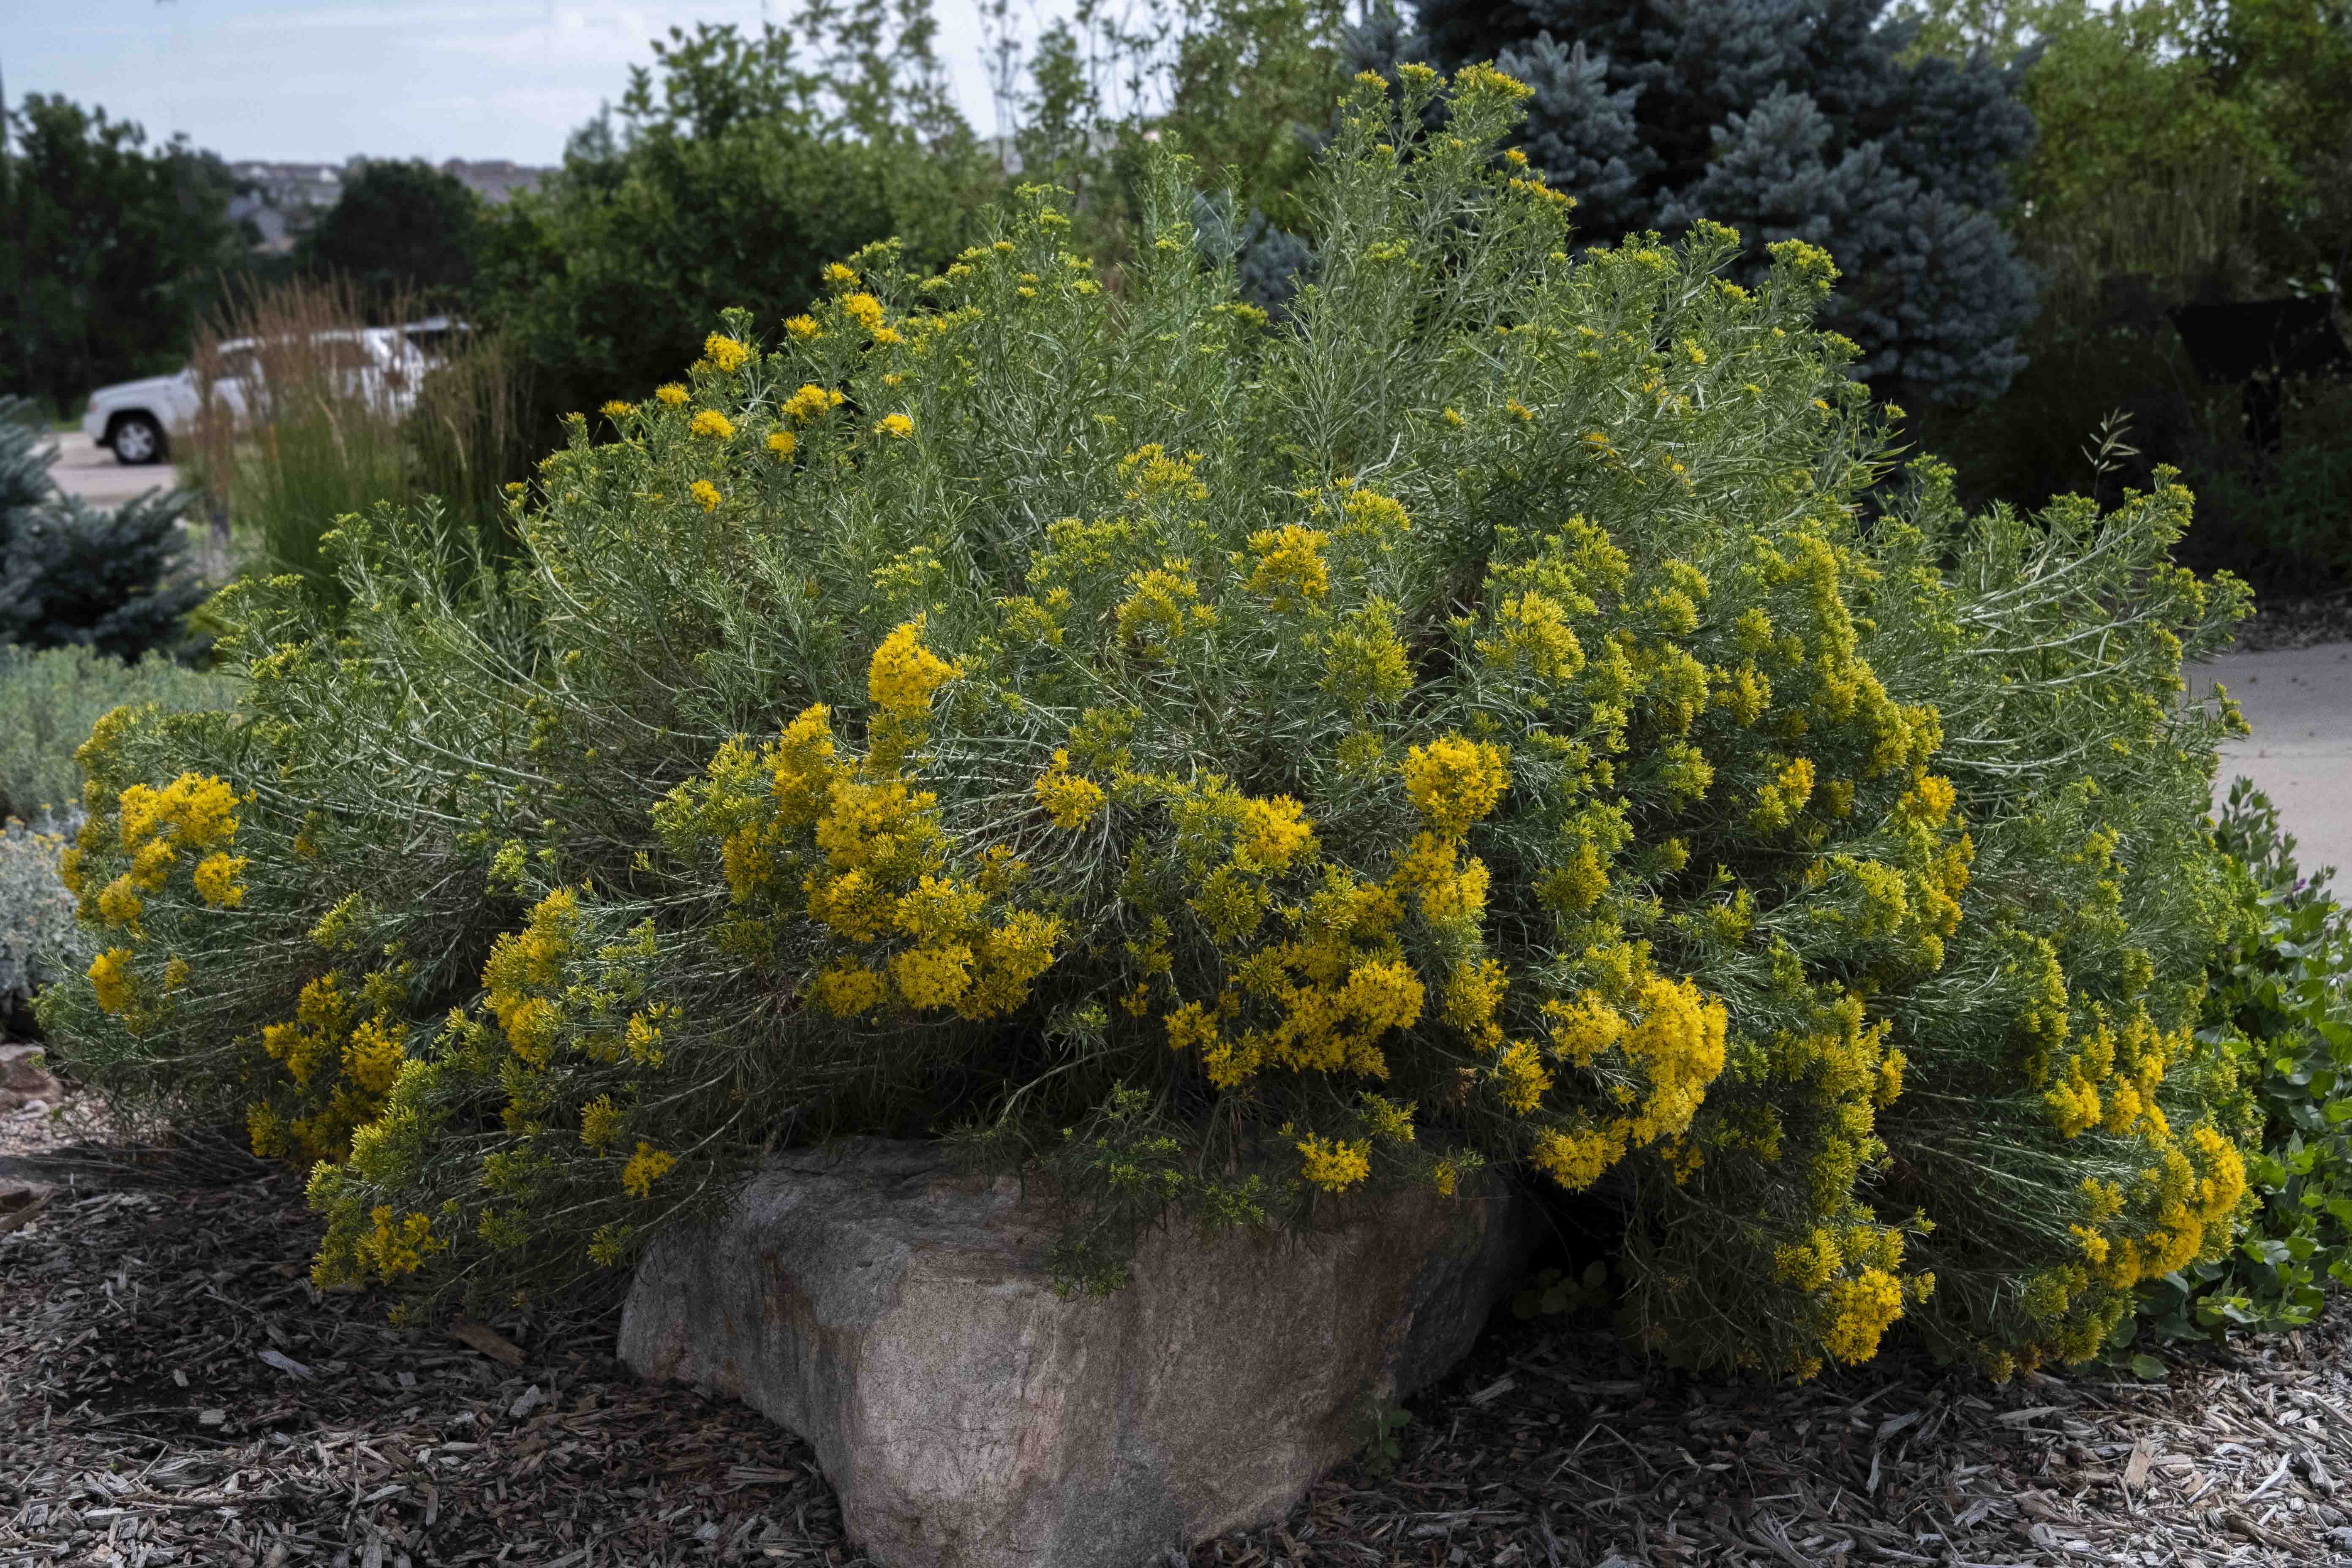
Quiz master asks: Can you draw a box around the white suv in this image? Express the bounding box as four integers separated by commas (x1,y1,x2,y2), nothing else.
81,327,434,466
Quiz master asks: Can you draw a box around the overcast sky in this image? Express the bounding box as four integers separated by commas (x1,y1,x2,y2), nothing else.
2,0,1033,166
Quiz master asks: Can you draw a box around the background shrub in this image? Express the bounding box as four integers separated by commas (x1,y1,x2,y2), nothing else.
185,277,415,601
0,643,237,827
41,72,2254,1382
2130,781,2352,1344
185,277,535,598
0,395,207,660
0,96,241,418
472,16,992,454
1901,0,2352,595
0,645,231,1033
2,818,86,1024
1382,0,2041,411
297,160,483,315
2174,380,2352,590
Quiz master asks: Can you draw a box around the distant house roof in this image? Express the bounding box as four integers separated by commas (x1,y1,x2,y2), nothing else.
226,163,345,255
439,159,553,205
218,157,555,255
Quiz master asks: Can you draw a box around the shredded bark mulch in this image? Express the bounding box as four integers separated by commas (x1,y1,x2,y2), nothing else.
2232,591,2352,653
7,1116,2352,1568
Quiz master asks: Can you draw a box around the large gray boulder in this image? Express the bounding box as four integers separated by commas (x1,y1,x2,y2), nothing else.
619,1140,1533,1568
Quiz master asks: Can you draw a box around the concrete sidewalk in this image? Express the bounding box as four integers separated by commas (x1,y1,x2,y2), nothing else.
2192,643,2352,879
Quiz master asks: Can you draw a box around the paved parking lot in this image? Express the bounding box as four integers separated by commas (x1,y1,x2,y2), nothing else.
43,430,182,507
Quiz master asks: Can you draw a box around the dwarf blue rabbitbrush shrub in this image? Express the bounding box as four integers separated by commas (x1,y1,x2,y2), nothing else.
41,67,2254,1378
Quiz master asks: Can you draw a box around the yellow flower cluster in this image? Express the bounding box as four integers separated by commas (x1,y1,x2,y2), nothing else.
1119,443,1210,505
1165,867,1420,1089
1477,592,1585,681
701,332,751,373
1321,604,1413,710
65,771,246,941
2020,1124,2247,1366
868,615,961,719
361,1206,444,1278
2039,997,2180,1141
1402,736,1510,838
192,851,249,907
689,409,734,441
1750,756,1814,833
1245,524,1330,612
664,622,1063,1024
1033,749,1107,829
1769,1221,1931,1368
1532,970,1729,1190
1116,559,1215,652
87,947,136,1015
782,383,844,423
621,1141,675,1198
1441,958,1509,1051
580,1093,625,1149
1296,1134,1372,1192
344,1016,405,1094
484,887,578,1065
1389,736,1509,929
1760,992,1908,1209
253,965,412,1164
2101,1124,2246,1287
1822,1268,1908,1364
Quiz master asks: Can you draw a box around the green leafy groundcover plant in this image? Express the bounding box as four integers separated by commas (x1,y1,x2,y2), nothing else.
2130,781,2352,1345
43,67,2257,1380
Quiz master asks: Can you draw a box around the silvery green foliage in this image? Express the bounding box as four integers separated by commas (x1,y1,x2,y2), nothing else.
1494,35,1651,241
0,643,238,830
1190,193,1318,321
0,816,84,1006
1395,0,2040,406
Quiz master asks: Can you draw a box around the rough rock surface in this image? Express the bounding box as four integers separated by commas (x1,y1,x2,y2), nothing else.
0,1043,62,1112
620,1140,1533,1568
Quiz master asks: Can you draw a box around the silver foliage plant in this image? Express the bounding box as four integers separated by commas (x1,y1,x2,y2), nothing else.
1,815,87,1010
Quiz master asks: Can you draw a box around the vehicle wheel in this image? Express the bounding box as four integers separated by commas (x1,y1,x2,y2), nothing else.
109,413,166,466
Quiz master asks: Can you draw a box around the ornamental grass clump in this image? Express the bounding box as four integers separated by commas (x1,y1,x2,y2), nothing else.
41,66,2254,1378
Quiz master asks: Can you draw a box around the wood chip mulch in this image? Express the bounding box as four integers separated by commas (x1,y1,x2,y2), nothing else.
2232,591,2352,653
7,1116,2352,1568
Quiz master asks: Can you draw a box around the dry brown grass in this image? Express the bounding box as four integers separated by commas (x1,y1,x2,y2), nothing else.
185,277,532,599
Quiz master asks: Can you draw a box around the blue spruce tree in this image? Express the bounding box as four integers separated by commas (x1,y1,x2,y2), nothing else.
1497,34,1653,240
1387,0,2040,406
0,399,204,661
